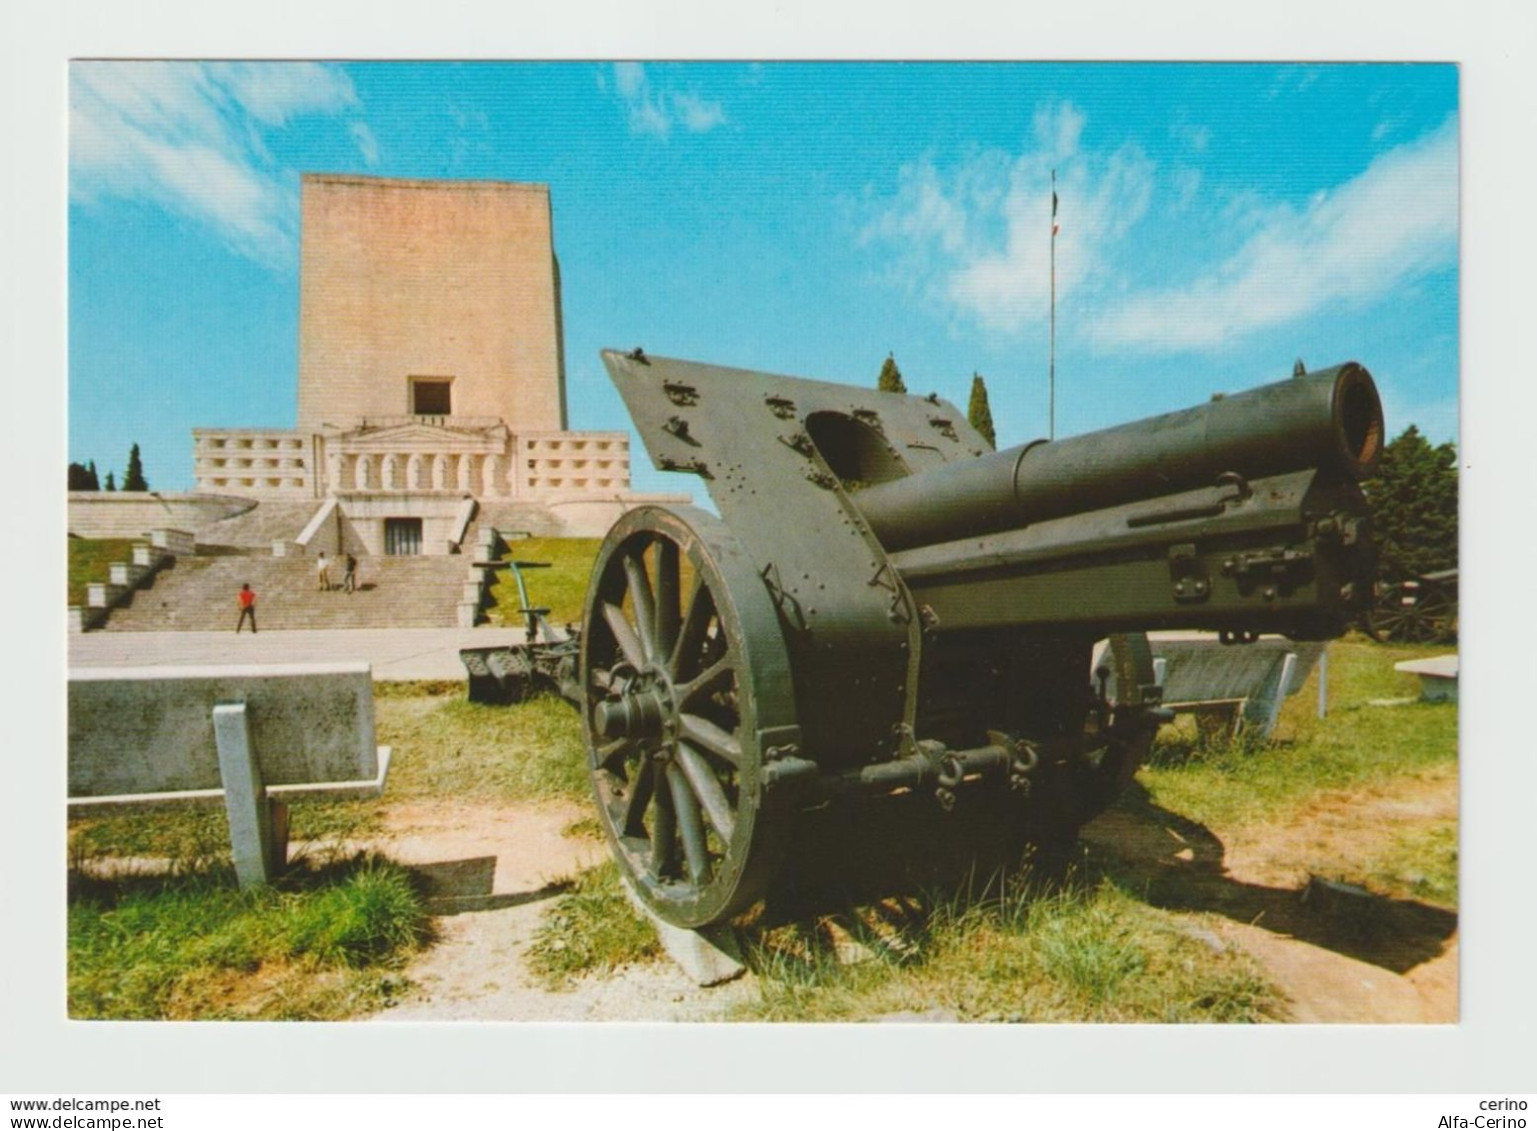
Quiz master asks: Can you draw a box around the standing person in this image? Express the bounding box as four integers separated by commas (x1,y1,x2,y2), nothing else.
317,552,331,592
343,553,357,594
235,582,257,634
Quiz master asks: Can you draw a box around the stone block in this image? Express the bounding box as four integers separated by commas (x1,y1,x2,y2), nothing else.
1394,654,1458,703
1099,634,1325,742
68,662,379,798
457,601,481,628
68,607,107,634
618,875,746,987
109,561,150,587
212,701,287,889
86,582,125,609
132,544,165,568
150,528,197,556
462,581,485,604
271,540,303,557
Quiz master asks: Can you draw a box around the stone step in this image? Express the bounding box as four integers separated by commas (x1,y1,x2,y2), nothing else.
195,502,323,551
100,553,474,632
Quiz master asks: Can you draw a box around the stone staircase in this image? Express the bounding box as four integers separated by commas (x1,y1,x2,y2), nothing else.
195,501,322,552
102,552,472,632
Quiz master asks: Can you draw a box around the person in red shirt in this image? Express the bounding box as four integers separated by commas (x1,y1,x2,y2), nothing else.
236,582,257,634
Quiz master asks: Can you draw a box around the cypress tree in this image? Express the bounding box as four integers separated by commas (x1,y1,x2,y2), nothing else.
967,372,997,450
124,443,149,492
104,471,116,491
877,353,907,394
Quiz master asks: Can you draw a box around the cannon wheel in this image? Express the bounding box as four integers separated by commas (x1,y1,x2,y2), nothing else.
1069,633,1157,824
1367,576,1458,644
1018,632,1157,846
580,505,798,930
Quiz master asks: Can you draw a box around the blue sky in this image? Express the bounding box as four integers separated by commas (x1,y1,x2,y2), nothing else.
68,61,1459,494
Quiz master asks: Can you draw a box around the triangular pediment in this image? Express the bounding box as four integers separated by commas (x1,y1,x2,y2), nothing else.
337,420,508,449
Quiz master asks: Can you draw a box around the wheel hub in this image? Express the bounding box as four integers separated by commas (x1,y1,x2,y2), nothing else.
592,668,678,744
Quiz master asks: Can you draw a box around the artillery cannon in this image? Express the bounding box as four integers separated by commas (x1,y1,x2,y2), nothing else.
582,350,1383,928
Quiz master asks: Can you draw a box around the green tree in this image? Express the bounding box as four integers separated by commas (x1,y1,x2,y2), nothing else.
68,462,99,491
1362,425,1458,581
124,443,149,492
104,471,116,491
967,372,997,449
877,352,907,394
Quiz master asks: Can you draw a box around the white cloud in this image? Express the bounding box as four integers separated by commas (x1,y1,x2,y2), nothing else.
609,63,727,139
1091,118,1458,352
350,121,380,167
865,103,1155,334
70,62,370,268
1171,119,1211,153
673,92,727,133
865,106,1458,355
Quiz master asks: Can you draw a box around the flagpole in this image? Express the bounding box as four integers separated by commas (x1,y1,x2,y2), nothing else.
1049,168,1057,441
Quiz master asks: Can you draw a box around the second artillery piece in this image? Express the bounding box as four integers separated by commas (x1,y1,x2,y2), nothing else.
581,350,1383,929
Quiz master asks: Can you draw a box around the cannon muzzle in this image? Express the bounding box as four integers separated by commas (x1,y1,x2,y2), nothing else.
854,363,1383,552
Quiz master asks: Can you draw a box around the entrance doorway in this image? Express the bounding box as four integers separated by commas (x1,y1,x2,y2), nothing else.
384,518,423,556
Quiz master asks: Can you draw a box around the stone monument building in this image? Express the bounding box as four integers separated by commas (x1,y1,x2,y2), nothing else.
190,174,642,555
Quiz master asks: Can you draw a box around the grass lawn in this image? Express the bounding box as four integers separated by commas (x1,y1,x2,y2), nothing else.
1139,638,1458,833
485,537,602,628
67,537,137,607
68,854,430,1020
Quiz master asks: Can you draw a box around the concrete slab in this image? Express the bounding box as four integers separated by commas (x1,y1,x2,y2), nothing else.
1395,654,1459,702
617,877,747,987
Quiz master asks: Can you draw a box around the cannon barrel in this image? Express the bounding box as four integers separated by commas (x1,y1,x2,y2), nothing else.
855,363,1384,552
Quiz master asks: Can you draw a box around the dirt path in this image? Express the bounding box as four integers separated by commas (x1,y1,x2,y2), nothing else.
1080,772,1458,1023
362,800,754,1021
369,777,1458,1023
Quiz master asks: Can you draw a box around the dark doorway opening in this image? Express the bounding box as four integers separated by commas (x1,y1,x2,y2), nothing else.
384,518,423,556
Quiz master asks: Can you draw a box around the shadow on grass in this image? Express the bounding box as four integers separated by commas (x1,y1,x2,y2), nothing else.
745,782,1454,979
405,854,572,915
1080,783,1457,974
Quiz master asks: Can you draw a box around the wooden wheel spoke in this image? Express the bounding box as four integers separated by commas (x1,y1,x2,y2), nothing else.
593,737,629,774
601,601,646,668
649,762,678,877
675,655,734,709
666,762,712,886
622,550,658,662
620,755,656,837
679,713,743,767
669,578,713,681
676,741,737,843
655,540,681,664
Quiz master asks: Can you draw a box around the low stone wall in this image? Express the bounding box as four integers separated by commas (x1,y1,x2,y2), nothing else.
544,492,694,538
68,492,255,540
